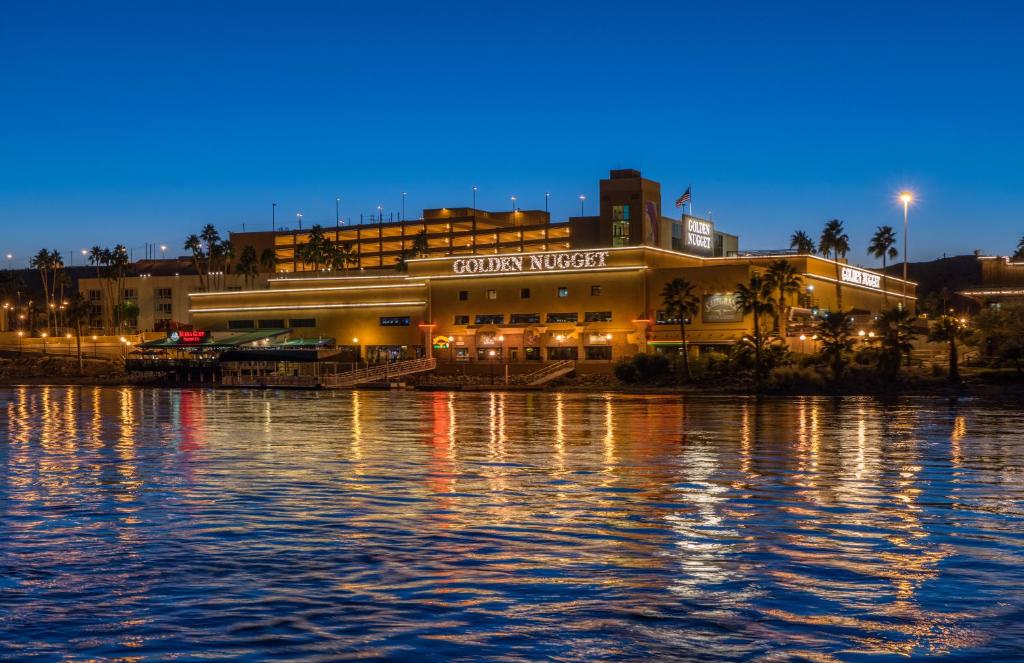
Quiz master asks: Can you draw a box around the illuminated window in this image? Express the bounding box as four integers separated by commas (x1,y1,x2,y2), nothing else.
557,287,569,298
546,312,578,323
379,316,410,326
584,311,612,322
510,313,540,324
475,314,504,325
486,289,497,300
612,205,630,247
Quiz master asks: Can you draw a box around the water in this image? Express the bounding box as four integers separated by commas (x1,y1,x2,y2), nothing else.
2,387,1023,661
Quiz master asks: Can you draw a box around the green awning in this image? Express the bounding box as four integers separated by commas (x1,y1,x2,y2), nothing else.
140,328,290,348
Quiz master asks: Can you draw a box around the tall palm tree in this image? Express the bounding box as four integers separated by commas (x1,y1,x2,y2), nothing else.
184,234,206,291
661,277,701,380
734,272,776,386
65,293,93,374
199,224,221,280
819,219,850,312
928,315,969,383
765,260,802,336
259,247,277,279
789,230,816,255
868,225,898,307
30,249,53,332
237,245,259,289
335,242,358,276
816,312,855,382
1014,235,1024,261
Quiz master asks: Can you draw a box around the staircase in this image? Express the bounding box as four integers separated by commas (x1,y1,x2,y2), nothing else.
521,360,576,386
322,357,437,389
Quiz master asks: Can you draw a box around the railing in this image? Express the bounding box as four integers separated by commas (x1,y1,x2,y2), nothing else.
221,373,319,388
522,360,576,386
322,357,437,388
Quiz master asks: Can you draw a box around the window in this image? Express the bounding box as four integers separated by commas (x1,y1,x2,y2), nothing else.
612,205,630,247
256,319,284,328
557,287,569,298
475,314,504,325
289,318,316,328
228,319,255,330
590,285,602,296
510,313,540,324
458,290,469,301
546,312,579,323
123,288,137,301
88,289,102,302
585,346,612,360
155,303,173,315
672,221,684,252
656,310,691,325
379,316,411,326
520,288,530,299
584,311,612,322
524,347,542,361
547,346,578,360
155,287,172,299
453,315,470,325
486,289,497,300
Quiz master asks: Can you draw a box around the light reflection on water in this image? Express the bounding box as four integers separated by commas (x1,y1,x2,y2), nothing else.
2,387,1023,660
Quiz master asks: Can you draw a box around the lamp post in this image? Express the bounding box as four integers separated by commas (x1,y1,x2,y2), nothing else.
799,334,806,354
272,202,277,231
545,192,550,214
160,244,167,258
401,192,406,221
472,186,477,210
579,194,586,216
92,334,98,357
17,330,23,353
488,349,497,385
296,212,303,230
900,191,914,307
336,197,341,226
41,332,48,354
5,253,11,270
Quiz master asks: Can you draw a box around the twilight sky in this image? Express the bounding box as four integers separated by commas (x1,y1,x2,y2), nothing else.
2,1,1022,268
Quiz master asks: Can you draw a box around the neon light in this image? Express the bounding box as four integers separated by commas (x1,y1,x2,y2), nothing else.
425,266,647,280
802,273,917,299
189,301,427,314
190,282,426,297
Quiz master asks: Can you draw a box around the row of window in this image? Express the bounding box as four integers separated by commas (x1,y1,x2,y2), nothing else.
453,346,611,361
227,318,316,330
459,285,602,301
87,288,173,300
453,311,612,326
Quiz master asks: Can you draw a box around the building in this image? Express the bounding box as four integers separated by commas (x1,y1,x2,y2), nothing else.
187,169,914,364
78,258,268,332
229,169,739,274
960,255,1024,307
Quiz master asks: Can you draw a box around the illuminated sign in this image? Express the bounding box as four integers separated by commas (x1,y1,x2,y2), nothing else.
702,294,743,323
432,335,451,349
452,251,610,275
681,215,714,256
169,330,210,344
840,266,882,290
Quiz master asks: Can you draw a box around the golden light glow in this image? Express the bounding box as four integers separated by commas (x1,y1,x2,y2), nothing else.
900,191,914,205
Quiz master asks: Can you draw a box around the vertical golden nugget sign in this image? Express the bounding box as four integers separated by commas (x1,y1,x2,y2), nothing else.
452,251,610,275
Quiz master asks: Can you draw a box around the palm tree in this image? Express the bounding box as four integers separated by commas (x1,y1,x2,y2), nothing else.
819,219,850,312
661,277,701,380
184,234,207,291
298,224,335,271
928,315,969,383
411,230,430,258
65,293,93,374
394,249,412,273
109,245,130,328
734,272,777,386
335,241,358,276
199,224,222,280
765,260,802,336
237,245,259,289
873,307,918,380
790,230,816,255
30,249,56,332
816,312,855,382
259,247,277,277
1013,235,1024,261
868,226,898,307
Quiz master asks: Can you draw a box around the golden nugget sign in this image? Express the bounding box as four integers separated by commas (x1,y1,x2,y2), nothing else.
841,266,882,289
452,251,610,275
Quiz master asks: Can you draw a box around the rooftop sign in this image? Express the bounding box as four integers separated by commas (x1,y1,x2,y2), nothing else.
452,251,610,275
840,266,882,290
680,215,714,257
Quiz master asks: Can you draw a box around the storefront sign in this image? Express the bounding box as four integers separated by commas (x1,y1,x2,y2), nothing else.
840,266,882,290
702,294,743,323
432,335,451,349
452,250,609,275
682,215,714,256
169,330,209,344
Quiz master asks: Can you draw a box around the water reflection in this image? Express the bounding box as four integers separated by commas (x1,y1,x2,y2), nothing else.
2,388,1024,660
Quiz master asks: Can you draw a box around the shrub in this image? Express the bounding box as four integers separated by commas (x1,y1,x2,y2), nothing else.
613,353,673,385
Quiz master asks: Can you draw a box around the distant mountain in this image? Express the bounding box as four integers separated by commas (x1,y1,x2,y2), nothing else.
883,254,982,313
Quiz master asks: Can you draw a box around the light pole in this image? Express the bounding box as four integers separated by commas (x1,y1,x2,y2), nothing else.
488,348,497,385
900,191,914,307
296,212,303,230
336,197,341,227
17,330,24,353
472,186,477,210
160,245,167,258
579,194,586,216
272,202,277,231
41,332,48,354
510,195,516,212
6,253,12,270
401,192,406,221
545,192,550,214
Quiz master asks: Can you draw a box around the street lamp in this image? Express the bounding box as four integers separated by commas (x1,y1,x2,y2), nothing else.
488,348,497,384
17,330,24,353
296,212,303,230
41,332,48,354
401,192,406,221
5,253,11,270
900,191,914,307
579,194,586,216
160,245,167,258
472,186,477,210
545,192,550,213
799,334,807,354
336,196,341,226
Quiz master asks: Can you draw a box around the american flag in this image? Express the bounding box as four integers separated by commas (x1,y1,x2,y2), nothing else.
675,186,691,208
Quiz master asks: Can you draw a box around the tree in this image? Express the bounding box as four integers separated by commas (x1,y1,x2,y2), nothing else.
790,230,816,255
237,245,259,289
184,234,207,291
868,226,899,307
109,245,129,328
200,224,222,281
297,224,335,272
393,249,412,273
734,272,777,386
259,247,277,276
765,259,802,336
65,293,93,374
1013,235,1024,261
971,305,1024,374
332,241,358,276
929,315,969,383
873,307,918,380
816,312,855,382
411,230,430,258
30,249,53,332
819,219,850,312
661,277,701,381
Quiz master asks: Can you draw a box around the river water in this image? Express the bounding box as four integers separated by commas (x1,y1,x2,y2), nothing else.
1,387,1023,660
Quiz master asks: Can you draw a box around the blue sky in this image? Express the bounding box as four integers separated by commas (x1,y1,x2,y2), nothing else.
2,1,1022,267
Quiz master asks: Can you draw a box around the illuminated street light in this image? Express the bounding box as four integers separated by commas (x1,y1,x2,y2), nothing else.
899,191,914,306
579,194,586,216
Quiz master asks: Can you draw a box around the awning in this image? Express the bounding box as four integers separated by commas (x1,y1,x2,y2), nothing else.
140,328,290,349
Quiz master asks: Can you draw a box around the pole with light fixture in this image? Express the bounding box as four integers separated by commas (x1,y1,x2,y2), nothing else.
579,194,586,216
900,191,913,307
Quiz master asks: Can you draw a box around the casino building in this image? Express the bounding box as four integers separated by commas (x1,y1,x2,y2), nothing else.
191,170,914,364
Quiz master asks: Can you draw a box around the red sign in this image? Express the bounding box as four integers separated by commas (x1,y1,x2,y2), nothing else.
170,330,209,345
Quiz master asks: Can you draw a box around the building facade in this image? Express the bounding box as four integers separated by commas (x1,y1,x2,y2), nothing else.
961,255,1024,307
